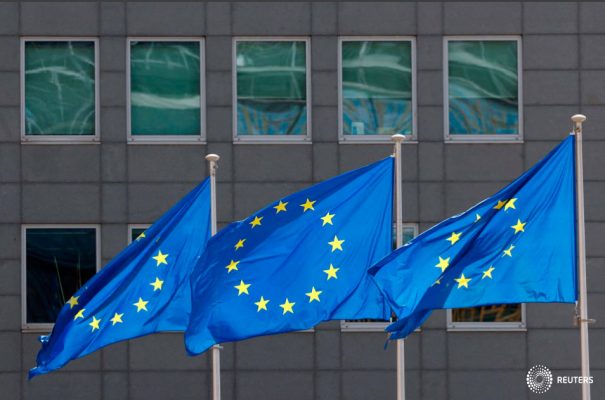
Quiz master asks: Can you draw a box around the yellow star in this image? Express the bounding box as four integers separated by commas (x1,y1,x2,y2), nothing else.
482,266,495,279
234,280,251,296
274,201,288,213
110,312,124,326
454,273,471,289
511,219,526,234
320,212,335,226
74,308,85,321
150,277,164,291
234,239,246,250
328,235,345,252
503,244,515,257
504,198,517,211
323,264,339,280
446,232,461,245
475,213,481,222
300,198,316,212
152,250,169,266
306,287,322,303
280,298,295,314
432,278,441,286
89,316,101,332
133,297,149,312
249,216,263,228
66,296,79,309
225,260,240,273
254,296,270,312
136,232,146,241
435,256,450,272
493,199,507,210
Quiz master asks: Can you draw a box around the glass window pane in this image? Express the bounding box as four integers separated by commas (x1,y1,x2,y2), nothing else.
236,41,307,136
130,41,201,136
24,41,96,136
452,304,522,323
448,40,519,135
130,227,147,243
342,41,413,136
26,228,97,324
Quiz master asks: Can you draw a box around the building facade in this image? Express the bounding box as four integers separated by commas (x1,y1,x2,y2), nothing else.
1,1,604,399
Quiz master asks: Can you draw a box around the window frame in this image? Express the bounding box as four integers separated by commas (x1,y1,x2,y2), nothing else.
20,37,100,144
338,36,417,144
232,37,312,144
21,224,101,332
443,36,523,143
446,303,527,332
340,223,419,332
126,37,206,144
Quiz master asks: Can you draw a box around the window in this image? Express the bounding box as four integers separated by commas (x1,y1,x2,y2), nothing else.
339,38,416,142
128,224,150,244
22,226,100,330
233,38,311,142
21,38,99,142
341,223,418,332
444,37,522,141
447,304,526,331
127,38,205,142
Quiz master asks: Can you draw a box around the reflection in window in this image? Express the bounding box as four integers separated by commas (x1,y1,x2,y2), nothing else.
451,304,522,323
24,41,96,135
25,228,97,324
342,40,413,136
448,40,519,136
130,41,201,136
130,227,148,243
236,41,307,136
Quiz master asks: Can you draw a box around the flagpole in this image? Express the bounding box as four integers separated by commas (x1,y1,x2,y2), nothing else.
392,134,406,400
205,154,221,400
571,114,592,400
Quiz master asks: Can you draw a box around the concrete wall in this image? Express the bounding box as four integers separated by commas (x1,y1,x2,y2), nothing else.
0,2,604,399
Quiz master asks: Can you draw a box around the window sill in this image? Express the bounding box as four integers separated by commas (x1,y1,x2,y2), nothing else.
340,136,418,145
22,324,54,333
447,324,526,332
340,321,390,332
233,136,312,145
127,136,207,145
21,136,100,145
445,134,524,144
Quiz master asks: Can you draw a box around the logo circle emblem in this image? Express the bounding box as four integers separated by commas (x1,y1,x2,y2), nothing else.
526,365,553,394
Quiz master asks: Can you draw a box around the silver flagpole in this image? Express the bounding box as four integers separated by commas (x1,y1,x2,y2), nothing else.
391,134,406,400
571,114,592,400
205,154,221,400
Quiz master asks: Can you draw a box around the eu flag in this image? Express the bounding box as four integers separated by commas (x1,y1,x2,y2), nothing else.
185,158,393,354
369,136,577,339
30,179,211,377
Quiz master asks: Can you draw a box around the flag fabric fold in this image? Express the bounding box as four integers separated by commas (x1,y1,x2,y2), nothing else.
30,179,212,377
369,136,577,340
185,157,394,355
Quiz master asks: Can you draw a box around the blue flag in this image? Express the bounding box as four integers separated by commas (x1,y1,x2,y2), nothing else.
185,158,393,354
369,136,577,340
30,179,211,377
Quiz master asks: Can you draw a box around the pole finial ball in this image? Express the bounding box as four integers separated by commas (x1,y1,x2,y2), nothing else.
391,134,406,143
205,154,220,162
571,114,587,124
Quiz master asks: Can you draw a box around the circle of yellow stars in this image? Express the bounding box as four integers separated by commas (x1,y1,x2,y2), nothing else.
227,197,345,316
432,197,527,291
68,233,171,334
